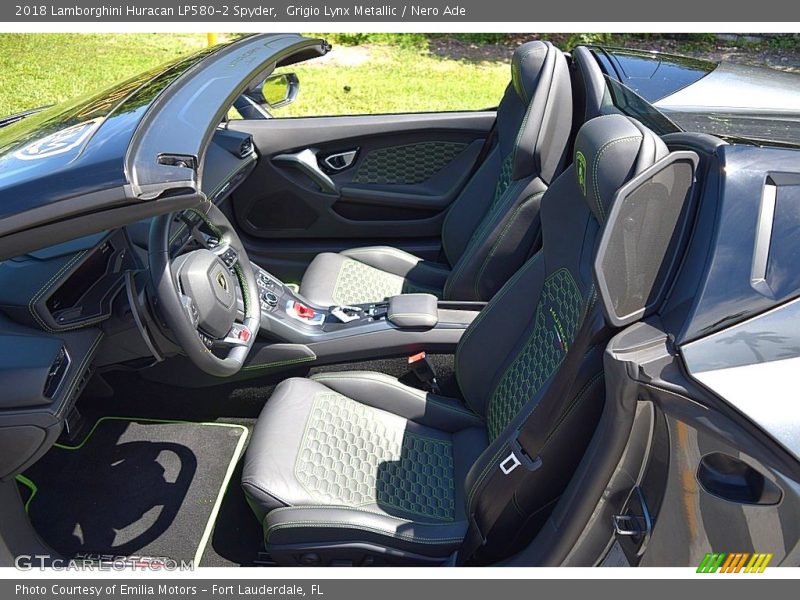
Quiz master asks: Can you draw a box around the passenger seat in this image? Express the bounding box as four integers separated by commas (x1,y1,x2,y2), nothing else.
299,40,573,305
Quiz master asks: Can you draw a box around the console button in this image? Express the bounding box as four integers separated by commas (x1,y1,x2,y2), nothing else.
295,304,315,319
262,291,278,307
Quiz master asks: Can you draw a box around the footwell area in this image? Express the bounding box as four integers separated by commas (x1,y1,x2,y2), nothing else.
20,417,246,566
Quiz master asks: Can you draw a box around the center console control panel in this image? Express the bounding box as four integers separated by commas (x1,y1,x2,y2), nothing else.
235,263,479,373
250,264,395,340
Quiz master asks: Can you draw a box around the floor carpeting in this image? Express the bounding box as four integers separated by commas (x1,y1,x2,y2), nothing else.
21,417,246,566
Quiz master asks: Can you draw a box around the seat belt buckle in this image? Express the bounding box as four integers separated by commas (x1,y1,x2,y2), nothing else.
500,431,543,475
407,352,440,394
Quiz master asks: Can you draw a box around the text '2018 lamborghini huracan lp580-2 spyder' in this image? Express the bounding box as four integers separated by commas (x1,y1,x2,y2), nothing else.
0,34,799,568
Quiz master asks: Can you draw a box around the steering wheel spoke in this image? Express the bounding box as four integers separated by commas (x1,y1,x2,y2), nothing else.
211,243,239,269
179,293,200,328
212,322,253,349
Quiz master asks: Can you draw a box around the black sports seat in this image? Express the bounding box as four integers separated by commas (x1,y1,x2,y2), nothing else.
298,41,573,306
242,115,669,565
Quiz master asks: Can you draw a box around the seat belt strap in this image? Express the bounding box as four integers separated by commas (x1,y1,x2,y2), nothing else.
457,293,600,566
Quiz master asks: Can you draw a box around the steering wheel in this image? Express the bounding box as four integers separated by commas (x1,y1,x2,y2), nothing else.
148,201,261,377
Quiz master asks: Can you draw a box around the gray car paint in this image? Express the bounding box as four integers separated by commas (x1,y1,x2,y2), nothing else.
655,62,800,144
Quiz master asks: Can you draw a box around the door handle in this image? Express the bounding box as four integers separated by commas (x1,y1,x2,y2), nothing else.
272,148,337,194
323,149,358,171
697,453,782,505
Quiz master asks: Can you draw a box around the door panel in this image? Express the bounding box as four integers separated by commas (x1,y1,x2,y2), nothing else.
597,320,800,568
227,112,493,279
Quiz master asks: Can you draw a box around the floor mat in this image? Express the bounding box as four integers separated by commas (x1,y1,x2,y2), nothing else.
21,417,247,566
198,457,265,567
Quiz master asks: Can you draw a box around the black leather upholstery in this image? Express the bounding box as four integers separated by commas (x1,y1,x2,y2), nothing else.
242,115,671,565
299,41,573,306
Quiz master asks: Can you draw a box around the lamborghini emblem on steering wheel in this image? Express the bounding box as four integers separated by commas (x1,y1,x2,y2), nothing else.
216,272,228,292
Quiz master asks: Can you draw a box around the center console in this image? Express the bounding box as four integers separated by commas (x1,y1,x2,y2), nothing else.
240,263,483,371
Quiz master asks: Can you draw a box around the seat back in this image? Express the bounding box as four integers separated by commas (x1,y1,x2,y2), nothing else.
454,114,669,561
441,40,573,301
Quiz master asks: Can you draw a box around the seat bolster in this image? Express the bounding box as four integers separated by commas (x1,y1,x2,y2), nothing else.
310,371,484,433
241,377,325,522
340,246,450,288
444,177,547,301
264,505,467,558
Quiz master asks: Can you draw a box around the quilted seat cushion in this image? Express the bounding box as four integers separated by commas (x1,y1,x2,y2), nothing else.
241,374,487,555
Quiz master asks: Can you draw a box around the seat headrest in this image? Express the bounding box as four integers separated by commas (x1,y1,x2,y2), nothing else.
508,41,572,184
511,41,550,104
573,114,669,224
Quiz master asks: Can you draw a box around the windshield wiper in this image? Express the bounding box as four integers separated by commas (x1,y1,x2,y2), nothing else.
0,106,50,129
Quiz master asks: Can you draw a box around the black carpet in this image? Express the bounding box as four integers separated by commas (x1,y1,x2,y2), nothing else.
22,417,246,565
52,353,461,567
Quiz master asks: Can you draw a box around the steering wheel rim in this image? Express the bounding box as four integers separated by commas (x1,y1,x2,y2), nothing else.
148,200,261,377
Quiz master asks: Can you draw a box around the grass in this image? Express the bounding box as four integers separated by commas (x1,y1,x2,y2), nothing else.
0,34,209,115
0,33,509,118
272,45,507,117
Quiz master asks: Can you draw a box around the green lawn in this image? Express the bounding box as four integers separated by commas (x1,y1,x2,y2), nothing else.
0,33,509,118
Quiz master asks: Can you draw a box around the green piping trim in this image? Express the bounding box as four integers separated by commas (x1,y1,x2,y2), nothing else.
241,354,317,372
53,415,245,450
43,416,247,567
472,191,544,299
591,135,640,222
15,474,38,514
441,145,500,266
444,177,523,299
194,421,249,566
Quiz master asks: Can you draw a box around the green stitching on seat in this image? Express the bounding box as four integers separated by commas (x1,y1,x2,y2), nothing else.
443,176,524,299
485,267,583,440
331,258,441,305
441,145,500,264
472,191,544,299
294,391,457,521
491,154,515,209
591,135,641,222
454,251,543,408
541,372,603,448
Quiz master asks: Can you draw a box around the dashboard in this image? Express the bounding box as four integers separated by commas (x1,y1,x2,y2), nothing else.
0,128,257,481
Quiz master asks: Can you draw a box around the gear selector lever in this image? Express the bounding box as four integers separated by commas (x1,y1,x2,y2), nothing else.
330,305,362,323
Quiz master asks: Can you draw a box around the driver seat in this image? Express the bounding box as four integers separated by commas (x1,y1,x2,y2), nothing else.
242,115,669,565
